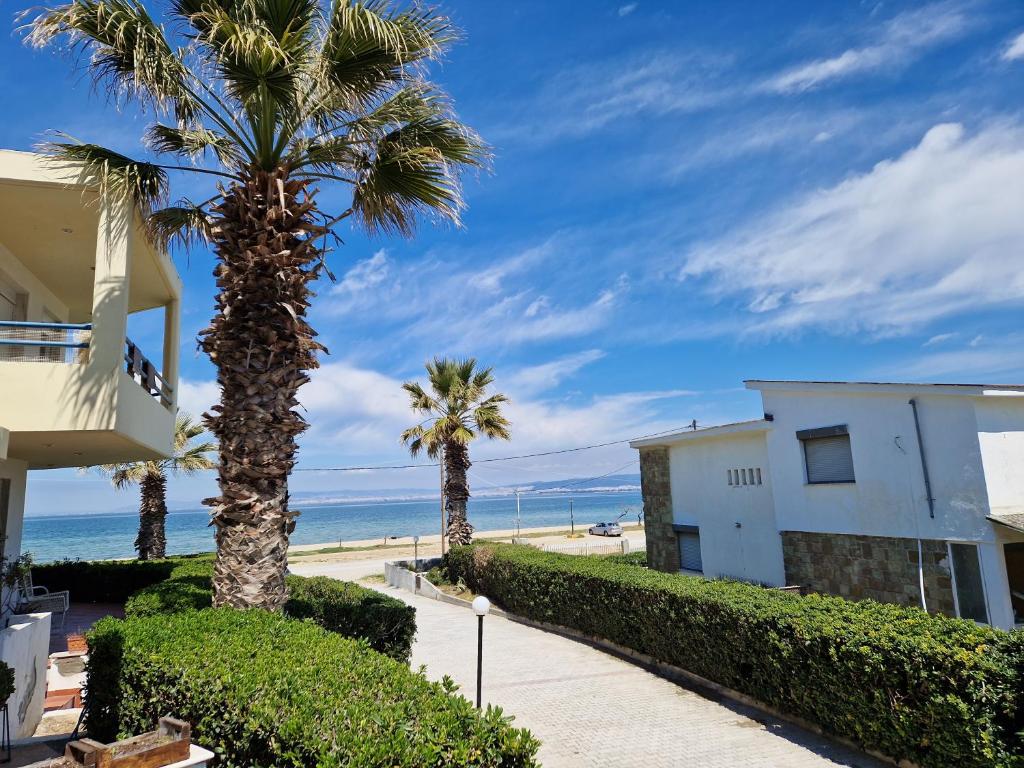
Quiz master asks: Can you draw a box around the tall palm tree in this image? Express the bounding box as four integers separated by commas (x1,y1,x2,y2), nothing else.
26,0,486,609
101,414,216,560
401,358,510,547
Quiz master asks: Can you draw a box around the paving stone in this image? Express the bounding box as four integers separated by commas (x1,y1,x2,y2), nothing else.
353,582,887,768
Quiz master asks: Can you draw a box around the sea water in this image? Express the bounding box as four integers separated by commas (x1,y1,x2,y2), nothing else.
21,491,643,563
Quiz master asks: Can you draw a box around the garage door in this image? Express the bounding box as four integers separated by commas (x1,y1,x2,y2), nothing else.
677,531,702,573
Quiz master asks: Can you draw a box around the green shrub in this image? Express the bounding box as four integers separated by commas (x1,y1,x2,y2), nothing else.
0,661,14,705
124,560,417,662
602,551,646,567
122,560,215,618
285,576,416,663
32,556,212,603
446,543,1024,768
85,609,538,767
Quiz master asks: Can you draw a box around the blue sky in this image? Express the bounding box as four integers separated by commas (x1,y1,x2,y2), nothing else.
4,0,1024,513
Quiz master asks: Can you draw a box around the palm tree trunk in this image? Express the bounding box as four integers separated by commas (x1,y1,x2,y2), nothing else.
135,473,168,560
200,169,324,611
444,440,473,546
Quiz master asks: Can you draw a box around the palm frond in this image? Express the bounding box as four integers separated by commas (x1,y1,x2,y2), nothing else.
402,357,511,458
350,116,487,234
23,0,197,120
41,138,169,214
146,199,215,251
317,0,456,111
146,123,243,166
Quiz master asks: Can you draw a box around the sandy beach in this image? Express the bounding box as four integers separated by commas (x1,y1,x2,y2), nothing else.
288,522,647,564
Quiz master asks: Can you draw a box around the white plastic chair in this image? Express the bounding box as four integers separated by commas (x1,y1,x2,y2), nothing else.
15,570,70,631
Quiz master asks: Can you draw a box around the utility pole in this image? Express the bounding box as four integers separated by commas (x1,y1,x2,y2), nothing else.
569,498,574,536
439,456,446,556
515,489,521,538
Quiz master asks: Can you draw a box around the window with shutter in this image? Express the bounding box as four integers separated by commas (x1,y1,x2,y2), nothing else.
799,428,855,484
677,530,702,572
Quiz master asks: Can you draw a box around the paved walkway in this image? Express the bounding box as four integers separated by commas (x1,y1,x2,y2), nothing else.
290,563,884,768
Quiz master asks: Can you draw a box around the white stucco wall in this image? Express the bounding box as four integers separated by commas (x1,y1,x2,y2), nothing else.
757,387,1024,629
975,397,1024,517
0,457,27,561
667,431,785,586
0,612,50,739
759,391,995,542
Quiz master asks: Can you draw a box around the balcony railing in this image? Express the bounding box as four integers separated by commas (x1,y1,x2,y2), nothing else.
0,320,91,364
125,338,174,409
0,321,173,411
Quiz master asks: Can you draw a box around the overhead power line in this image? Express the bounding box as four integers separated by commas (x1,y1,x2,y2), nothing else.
293,424,687,473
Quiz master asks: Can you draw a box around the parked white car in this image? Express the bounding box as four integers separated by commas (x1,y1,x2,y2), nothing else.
588,522,623,537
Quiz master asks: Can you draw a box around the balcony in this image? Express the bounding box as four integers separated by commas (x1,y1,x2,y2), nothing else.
0,150,182,469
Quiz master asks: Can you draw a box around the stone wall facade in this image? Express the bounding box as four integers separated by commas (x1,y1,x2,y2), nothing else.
639,447,679,572
781,531,956,616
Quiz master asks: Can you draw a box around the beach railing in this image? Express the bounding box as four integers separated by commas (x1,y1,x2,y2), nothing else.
541,539,632,557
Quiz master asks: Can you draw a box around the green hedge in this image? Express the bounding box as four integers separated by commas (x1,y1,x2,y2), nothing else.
446,543,1024,768
123,560,417,662
285,575,416,663
602,551,647,567
31,558,201,603
85,609,538,767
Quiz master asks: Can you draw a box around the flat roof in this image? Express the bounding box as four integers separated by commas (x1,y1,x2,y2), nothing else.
630,419,771,448
745,380,1024,397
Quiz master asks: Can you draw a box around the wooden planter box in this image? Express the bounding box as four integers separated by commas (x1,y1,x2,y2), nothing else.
64,717,191,768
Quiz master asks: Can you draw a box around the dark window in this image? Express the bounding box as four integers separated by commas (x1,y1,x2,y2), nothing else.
677,530,702,572
950,543,989,624
1004,543,1024,626
801,429,855,484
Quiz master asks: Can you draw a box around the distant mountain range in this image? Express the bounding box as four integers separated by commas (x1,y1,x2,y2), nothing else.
228,473,643,509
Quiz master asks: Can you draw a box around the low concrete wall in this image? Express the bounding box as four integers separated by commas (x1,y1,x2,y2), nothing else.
0,611,51,738
384,558,445,600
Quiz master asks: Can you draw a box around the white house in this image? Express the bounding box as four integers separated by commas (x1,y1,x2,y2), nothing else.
631,380,1024,630
0,150,181,737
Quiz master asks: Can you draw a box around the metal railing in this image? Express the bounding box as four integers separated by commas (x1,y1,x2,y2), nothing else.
540,539,633,557
0,320,91,364
124,338,174,409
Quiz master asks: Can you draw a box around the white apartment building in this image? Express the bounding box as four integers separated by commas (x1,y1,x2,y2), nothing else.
0,150,182,736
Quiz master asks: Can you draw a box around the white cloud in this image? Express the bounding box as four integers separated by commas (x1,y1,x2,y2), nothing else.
173,359,706,490
669,109,864,173
618,3,637,17
505,349,605,396
1002,31,1024,61
923,332,957,347
331,250,390,298
320,237,628,354
879,335,1024,381
176,378,220,419
764,2,971,93
490,50,734,144
681,121,1024,336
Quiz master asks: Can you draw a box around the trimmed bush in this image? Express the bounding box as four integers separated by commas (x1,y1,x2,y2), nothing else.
85,609,539,767
32,556,212,603
124,559,417,662
602,551,646,567
446,543,1024,768
285,576,416,663
122,560,216,617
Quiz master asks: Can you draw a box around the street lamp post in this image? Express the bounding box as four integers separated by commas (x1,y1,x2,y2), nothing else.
413,535,420,573
472,596,491,708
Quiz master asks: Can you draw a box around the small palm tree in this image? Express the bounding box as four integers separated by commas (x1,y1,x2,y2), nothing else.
401,358,510,547
101,414,216,560
26,0,486,609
